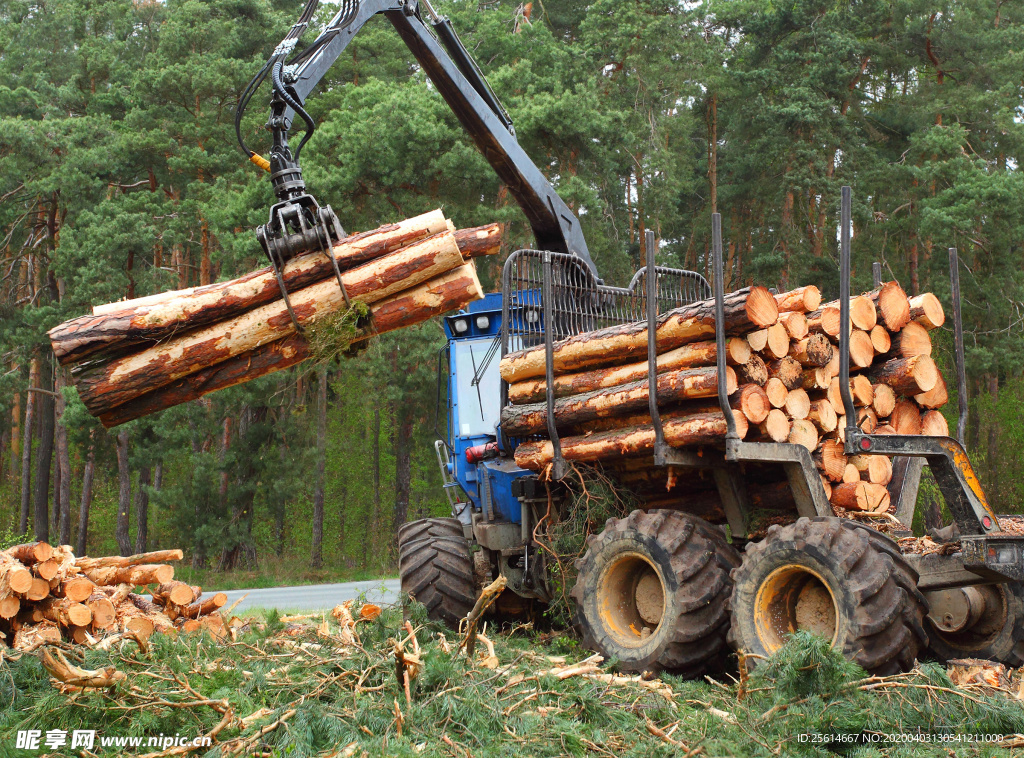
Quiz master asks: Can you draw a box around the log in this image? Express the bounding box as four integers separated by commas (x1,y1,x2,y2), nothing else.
827,375,873,409
512,409,748,471
831,481,890,513
892,400,922,435
767,357,803,390
58,577,96,603
807,398,837,433
763,322,791,360
775,286,821,313
764,377,788,409
909,293,945,329
779,311,809,340
866,281,911,332
886,321,931,358
820,475,832,501
801,367,831,391
82,564,174,587
788,419,818,452
875,423,896,435
868,355,938,395
847,330,875,369
500,366,736,437
784,388,811,420
505,338,749,405
921,410,950,437
871,384,896,418
25,577,50,601
181,592,228,619
807,306,841,337
34,559,60,581
4,542,54,565
52,210,452,364
0,553,34,597
151,582,195,607
96,265,485,426
500,286,779,383
868,325,891,355
789,334,832,367
756,409,791,442
815,439,848,482
850,455,893,485
737,354,769,386
116,603,156,640
857,407,878,434
731,384,771,424
87,592,117,630
12,620,61,651
76,549,184,572
452,223,504,260
38,597,93,627
821,295,876,331
842,463,861,483
746,329,769,352
915,371,949,409
73,233,472,416
0,595,19,620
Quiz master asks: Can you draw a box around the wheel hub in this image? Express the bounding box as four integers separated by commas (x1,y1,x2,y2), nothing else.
754,565,839,652
598,552,666,647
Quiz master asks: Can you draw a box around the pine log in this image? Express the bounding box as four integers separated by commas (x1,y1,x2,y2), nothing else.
512,410,748,471
4,542,54,565
886,321,931,358
788,419,819,451
875,423,896,435
827,375,873,409
822,296,877,331
764,377,788,409
783,388,811,420
34,559,60,581
807,398,838,433
865,281,911,332
831,481,890,513
731,384,771,424
909,293,945,329
181,592,228,619
38,597,93,627
25,577,50,601
52,211,451,364
868,355,938,395
842,463,861,483
915,371,949,409
116,603,156,640
0,595,19,620
737,354,769,386
129,592,165,615
779,311,809,340
767,357,802,390
921,410,950,437
82,564,174,587
807,306,841,337
499,287,779,383
801,367,831,391
756,409,791,442
746,329,769,352
151,582,195,607
500,366,736,437
892,400,922,435
200,614,228,639
69,626,92,645
59,577,97,603
505,338,749,405
0,553,34,597
87,592,117,630
868,325,891,355
763,323,791,360
789,334,832,367
12,620,61,651
76,549,184,572
775,286,821,314
850,455,893,485
857,407,878,434
815,439,848,482
96,266,484,426
871,384,897,418
451,223,503,260
847,330,875,369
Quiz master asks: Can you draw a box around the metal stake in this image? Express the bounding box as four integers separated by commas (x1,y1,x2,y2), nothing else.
838,186,858,446
949,247,968,447
712,214,739,451
646,230,668,465
541,251,566,480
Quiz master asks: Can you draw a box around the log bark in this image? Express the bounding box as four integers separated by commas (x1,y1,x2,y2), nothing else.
865,281,911,331
76,549,184,571
500,286,779,383
908,293,945,329
737,355,769,386
505,338,749,405
12,620,60,650
779,311,808,340
52,210,450,364
868,325,891,355
0,553,34,596
452,223,503,260
783,388,810,420
96,265,484,426
512,410,748,471
38,596,92,627
775,286,821,313
500,366,736,437
915,371,949,409
181,592,227,619
731,384,770,424
5,542,53,565
82,563,174,587
789,334,832,367
831,481,890,513
871,384,897,418
807,399,837,433
868,355,938,395
886,321,931,358
815,439,848,482
764,378,788,409
921,409,950,437
766,357,802,390
151,581,195,607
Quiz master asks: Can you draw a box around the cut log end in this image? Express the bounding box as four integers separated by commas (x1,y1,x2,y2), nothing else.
909,293,945,329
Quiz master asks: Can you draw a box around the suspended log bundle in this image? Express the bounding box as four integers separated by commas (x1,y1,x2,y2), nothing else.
0,545,227,650
49,211,499,426
501,279,953,521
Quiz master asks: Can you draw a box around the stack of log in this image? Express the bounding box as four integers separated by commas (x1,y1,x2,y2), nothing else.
499,281,949,518
48,211,501,427
0,543,228,650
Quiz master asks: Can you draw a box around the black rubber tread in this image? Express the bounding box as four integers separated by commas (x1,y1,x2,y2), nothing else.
399,535,476,628
927,581,1024,665
570,509,741,677
729,516,929,675
398,517,464,549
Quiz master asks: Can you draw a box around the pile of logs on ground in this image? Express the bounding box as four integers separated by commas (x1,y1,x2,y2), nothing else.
500,281,949,518
0,543,228,650
49,210,500,427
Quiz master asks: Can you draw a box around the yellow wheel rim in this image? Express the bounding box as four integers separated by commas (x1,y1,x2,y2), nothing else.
597,552,666,648
754,564,839,653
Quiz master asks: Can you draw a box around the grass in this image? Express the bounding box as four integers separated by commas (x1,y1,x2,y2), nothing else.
1,608,1021,757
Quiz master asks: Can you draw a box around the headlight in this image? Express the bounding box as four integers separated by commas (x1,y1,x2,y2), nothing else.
524,309,540,324
453,318,469,334
475,315,490,330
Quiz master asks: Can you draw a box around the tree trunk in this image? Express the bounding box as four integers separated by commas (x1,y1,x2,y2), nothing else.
115,430,131,556
20,358,38,535
32,365,55,544
311,367,327,569
988,375,999,502
55,370,72,545
10,383,19,480
76,434,95,556
134,466,151,554
393,413,414,551
364,406,381,570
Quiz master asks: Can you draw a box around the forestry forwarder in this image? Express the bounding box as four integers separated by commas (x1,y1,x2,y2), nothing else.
241,1,1024,676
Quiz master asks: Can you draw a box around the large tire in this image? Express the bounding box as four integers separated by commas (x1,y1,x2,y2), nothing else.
398,517,464,549
927,581,1024,665
729,517,928,675
399,536,476,628
570,510,741,676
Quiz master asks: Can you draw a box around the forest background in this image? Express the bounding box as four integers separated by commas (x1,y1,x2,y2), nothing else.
0,0,1021,587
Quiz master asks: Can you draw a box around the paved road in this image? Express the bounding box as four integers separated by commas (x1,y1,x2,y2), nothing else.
218,578,400,614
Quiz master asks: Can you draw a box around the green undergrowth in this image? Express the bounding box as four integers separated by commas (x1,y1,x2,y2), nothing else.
1,612,1021,757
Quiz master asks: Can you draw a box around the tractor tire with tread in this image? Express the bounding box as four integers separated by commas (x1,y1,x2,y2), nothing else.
398,517,464,549
570,509,741,676
399,535,476,628
729,516,928,675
